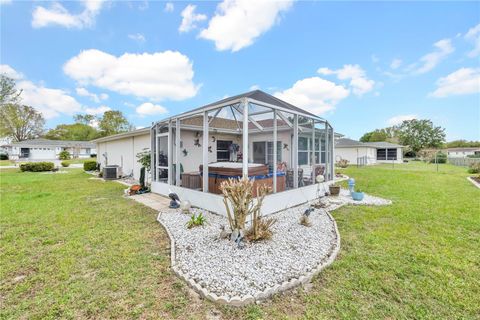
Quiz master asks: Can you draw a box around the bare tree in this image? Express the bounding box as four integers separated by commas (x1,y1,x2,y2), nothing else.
0,75,22,106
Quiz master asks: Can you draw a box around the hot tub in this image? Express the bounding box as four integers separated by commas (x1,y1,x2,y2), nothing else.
199,162,286,196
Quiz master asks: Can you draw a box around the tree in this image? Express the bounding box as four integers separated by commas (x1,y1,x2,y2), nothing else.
0,75,22,106
360,127,399,143
446,140,480,148
0,104,45,141
44,123,99,141
73,114,96,125
397,119,445,153
98,110,134,136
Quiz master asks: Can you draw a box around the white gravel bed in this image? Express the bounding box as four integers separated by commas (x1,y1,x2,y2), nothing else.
158,204,337,299
157,189,391,301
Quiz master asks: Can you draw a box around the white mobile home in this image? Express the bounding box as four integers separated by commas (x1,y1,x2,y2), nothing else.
335,138,404,165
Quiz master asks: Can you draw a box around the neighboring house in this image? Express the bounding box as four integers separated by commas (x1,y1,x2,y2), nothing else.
335,138,404,165
10,139,96,160
446,147,480,158
94,89,337,216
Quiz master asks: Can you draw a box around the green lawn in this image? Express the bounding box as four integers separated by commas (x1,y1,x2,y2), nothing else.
63,157,97,165
0,160,14,166
1,163,479,319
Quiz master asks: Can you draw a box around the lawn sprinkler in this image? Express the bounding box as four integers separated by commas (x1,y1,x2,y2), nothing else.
348,178,355,195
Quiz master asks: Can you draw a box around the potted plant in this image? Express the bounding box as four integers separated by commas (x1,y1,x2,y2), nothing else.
329,183,341,196
351,188,364,201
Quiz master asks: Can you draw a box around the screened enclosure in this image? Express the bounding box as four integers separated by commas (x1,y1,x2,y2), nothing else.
150,90,335,199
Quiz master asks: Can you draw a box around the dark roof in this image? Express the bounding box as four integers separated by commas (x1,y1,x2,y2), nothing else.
12,138,95,148
175,90,322,120
335,138,366,148
366,141,404,148
92,127,150,143
447,147,480,152
335,138,404,148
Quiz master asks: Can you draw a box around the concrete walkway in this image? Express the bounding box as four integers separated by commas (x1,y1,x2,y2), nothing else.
129,192,170,211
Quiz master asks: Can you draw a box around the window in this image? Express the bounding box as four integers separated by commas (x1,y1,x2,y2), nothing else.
299,137,325,165
377,148,397,160
216,140,232,162
86,148,91,154
298,137,309,165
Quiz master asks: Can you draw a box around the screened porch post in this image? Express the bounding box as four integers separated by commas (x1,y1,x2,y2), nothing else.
330,125,335,178
311,119,315,166
202,111,209,192
155,123,159,182
150,124,155,182
324,121,329,181
167,120,173,185
242,98,249,179
273,109,277,193
293,114,299,188
175,119,181,186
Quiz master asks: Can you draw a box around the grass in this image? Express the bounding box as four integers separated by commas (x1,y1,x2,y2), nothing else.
62,157,97,165
1,162,479,319
0,160,14,166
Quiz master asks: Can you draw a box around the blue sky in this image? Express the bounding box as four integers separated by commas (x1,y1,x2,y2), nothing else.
1,0,479,141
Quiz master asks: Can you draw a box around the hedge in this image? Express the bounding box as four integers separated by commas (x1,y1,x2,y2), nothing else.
83,160,97,171
20,162,55,172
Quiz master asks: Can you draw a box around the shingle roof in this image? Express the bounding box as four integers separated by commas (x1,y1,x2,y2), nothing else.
12,138,95,148
335,138,404,148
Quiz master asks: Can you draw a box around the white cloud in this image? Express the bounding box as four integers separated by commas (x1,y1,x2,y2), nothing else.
274,77,350,115
85,105,111,115
32,0,105,29
64,49,200,101
179,4,207,33
387,114,417,126
464,23,480,58
1,65,82,119
18,81,83,119
165,2,174,12
75,87,108,103
390,58,402,69
249,84,260,91
136,102,168,116
0,64,23,79
412,39,454,74
430,68,480,98
199,0,293,52
318,64,375,96
128,33,146,43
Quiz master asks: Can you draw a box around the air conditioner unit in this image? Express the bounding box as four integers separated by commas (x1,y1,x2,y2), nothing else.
103,165,122,180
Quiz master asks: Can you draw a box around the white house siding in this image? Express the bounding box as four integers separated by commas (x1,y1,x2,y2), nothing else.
335,147,377,165
96,133,150,180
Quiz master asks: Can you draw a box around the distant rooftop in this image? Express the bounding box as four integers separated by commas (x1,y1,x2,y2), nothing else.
12,138,95,148
335,138,404,148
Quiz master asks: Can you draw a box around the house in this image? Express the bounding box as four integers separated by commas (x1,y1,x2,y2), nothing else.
335,138,404,165
93,127,151,180
446,147,480,158
94,90,336,216
10,139,96,160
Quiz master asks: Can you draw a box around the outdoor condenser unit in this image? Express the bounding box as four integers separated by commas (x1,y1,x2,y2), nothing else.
103,165,122,180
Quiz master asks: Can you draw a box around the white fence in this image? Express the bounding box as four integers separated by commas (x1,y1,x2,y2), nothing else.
447,157,480,167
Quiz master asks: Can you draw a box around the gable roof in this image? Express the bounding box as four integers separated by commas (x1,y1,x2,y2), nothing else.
335,138,404,148
12,138,95,148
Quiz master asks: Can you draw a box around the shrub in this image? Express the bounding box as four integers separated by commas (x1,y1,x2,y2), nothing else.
59,150,71,160
186,213,206,229
220,178,274,242
90,154,97,158
20,162,54,172
0,153,8,160
467,162,480,174
429,151,447,164
336,158,349,168
61,161,70,167
83,160,97,171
